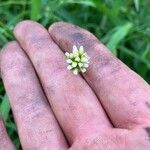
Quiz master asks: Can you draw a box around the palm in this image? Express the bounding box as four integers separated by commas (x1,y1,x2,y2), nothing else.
0,21,150,150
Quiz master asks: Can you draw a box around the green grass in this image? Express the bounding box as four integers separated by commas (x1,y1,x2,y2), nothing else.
0,0,150,149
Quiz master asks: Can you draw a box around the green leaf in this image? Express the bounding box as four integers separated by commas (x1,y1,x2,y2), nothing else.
65,0,95,7
56,8,81,25
0,94,10,123
6,121,17,131
119,46,150,69
107,22,133,55
134,0,140,12
142,44,150,60
30,0,41,21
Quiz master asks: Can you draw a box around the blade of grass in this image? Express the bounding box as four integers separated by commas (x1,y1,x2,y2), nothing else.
56,8,82,24
6,122,17,131
0,1,30,7
0,21,13,39
107,22,133,55
0,33,8,44
110,0,122,24
134,0,140,12
0,94,10,123
0,27,13,39
0,82,5,93
142,43,150,59
30,0,41,21
6,120,21,149
65,0,95,7
119,46,150,69
92,0,110,15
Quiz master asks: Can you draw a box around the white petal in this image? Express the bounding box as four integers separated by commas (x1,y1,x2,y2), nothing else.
73,45,78,53
69,53,74,58
73,69,78,75
83,63,89,68
67,65,72,70
83,53,90,59
75,56,80,62
78,63,83,67
65,52,70,57
79,46,84,54
72,62,77,68
81,68,86,73
86,55,90,60
66,59,72,64
81,57,88,62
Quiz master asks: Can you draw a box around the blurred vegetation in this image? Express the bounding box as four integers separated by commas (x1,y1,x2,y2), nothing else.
0,0,150,149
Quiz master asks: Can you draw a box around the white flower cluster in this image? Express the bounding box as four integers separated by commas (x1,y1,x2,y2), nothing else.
65,45,90,75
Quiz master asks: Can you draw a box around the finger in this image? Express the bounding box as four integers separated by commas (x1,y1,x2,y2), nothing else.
48,22,150,129
14,21,112,144
0,116,15,150
0,42,68,149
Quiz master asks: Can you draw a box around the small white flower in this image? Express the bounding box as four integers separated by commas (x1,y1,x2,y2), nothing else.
78,62,83,67
79,46,84,54
74,56,80,62
66,59,72,64
65,52,70,57
81,68,86,73
73,68,78,75
72,62,77,68
65,45,90,75
73,45,78,53
67,65,72,70
83,63,89,68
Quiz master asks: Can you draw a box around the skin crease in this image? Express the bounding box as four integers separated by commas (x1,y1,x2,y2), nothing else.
0,21,149,149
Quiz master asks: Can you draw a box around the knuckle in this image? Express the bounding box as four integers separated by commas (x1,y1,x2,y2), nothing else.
27,35,50,51
71,130,127,150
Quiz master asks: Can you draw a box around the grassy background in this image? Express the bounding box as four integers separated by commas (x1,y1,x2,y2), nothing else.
0,0,150,149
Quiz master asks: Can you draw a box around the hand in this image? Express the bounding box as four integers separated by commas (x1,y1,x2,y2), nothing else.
1,21,150,150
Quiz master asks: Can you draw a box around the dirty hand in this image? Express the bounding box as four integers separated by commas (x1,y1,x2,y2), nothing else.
1,21,150,150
